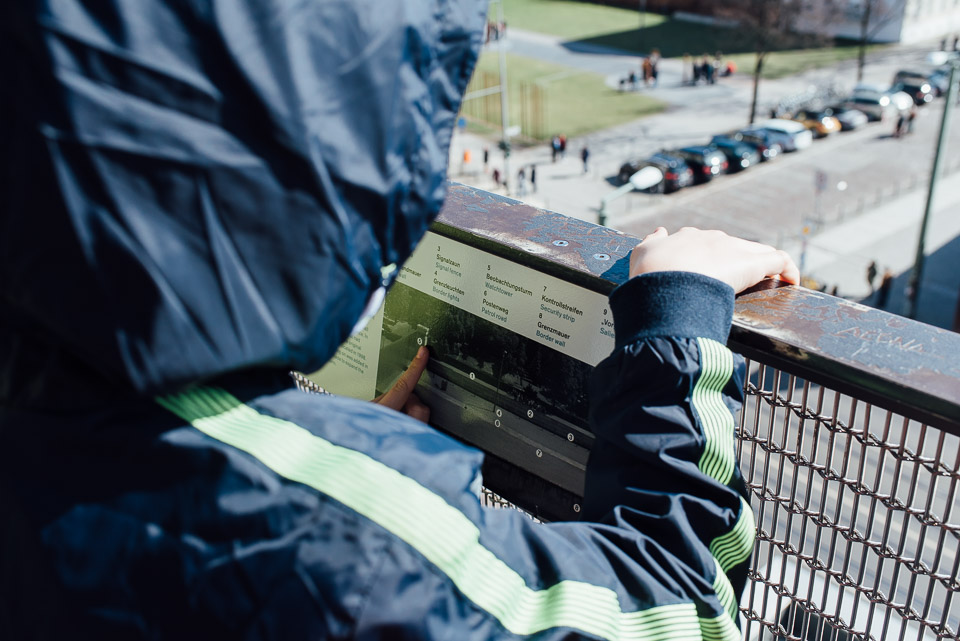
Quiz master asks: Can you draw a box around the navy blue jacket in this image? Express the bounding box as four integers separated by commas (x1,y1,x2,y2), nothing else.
0,1,753,638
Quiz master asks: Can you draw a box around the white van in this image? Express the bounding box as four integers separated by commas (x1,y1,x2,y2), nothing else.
758,118,814,151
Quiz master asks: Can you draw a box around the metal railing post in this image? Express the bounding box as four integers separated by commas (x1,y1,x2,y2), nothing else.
907,61,959,319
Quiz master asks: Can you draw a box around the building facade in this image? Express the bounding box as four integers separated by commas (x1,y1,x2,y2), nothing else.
794,0,960,43
594,0,960,44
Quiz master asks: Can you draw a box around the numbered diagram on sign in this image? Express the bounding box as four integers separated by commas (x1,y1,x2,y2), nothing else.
376,280,595,444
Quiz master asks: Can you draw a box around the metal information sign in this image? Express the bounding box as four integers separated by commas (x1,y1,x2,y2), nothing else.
311,231,616,519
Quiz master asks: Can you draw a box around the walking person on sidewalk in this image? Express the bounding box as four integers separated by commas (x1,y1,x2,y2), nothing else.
866,260,878,294
894,112,907,138
876,269,895,309
581,145,590,173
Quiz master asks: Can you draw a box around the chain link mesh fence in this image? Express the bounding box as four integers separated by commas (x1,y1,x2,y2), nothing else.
739,360,960,641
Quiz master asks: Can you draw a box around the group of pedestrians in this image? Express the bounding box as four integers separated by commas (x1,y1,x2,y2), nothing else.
515,164,537,195
484,19,506,43
619,50,660,91
484,134,590,195
866,260,896,309
486,163,538,196
550,134,589,171
641,49,660,87
684,52,735,86
550,134,566,162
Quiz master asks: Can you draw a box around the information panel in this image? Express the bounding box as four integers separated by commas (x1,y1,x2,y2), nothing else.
310,231,617,518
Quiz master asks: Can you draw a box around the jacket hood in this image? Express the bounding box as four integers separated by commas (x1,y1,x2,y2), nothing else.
1,0,485,400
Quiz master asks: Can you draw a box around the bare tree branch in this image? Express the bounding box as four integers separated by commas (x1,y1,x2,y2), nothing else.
852,0,905,81
715,0,807,124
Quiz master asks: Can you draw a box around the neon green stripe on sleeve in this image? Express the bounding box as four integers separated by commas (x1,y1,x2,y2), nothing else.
710,497,756,573
700,612,742,641
693,338,736,486
712,558,739,621
691,338,752,630
157,387,740,641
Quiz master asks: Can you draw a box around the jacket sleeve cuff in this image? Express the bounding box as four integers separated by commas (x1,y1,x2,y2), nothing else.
608,271,735,349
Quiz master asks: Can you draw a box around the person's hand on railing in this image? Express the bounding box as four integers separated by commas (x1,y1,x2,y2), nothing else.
630,227,799,294
373,346,431,423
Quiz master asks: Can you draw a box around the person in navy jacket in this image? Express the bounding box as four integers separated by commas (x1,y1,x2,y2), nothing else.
0,0,797,638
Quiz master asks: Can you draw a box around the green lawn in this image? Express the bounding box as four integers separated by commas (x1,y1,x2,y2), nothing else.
462,51,666,141
497,0,888,79
496,0,664,41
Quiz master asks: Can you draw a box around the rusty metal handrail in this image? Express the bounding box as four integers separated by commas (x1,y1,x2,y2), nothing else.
436,183,960,435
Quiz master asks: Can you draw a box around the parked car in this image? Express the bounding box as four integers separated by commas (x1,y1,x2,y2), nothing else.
617,152,694,193
708,139,760,172
891,79,935,105
758,118,814,150
843,94,889,121
844,85,912,121
895,68,947,96
714,130,785,161
788,109,842,137
670,145,729,183
822,104,869,130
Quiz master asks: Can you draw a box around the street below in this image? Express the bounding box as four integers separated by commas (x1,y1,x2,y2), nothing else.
452,31,960,330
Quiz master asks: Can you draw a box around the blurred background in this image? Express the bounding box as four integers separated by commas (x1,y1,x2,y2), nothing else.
451,0,960,331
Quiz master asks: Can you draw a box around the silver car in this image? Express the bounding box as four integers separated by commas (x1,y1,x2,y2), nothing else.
844,85,912,121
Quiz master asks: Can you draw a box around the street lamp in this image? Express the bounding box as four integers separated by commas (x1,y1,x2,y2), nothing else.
598,166,663,227
638,0,647,52
906,60,959,319
494,0,512,195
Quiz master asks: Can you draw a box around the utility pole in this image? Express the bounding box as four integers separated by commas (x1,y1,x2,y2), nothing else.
638,0,646,51
496,0,511,195
954,284,960,332
907,61,959,320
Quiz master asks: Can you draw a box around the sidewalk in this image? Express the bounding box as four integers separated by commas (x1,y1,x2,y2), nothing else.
452,145,960,330
781,171,960,329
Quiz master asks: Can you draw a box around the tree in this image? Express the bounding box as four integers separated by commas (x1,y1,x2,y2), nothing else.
715,0,806,124
849,0,905,82
795,0,906,82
